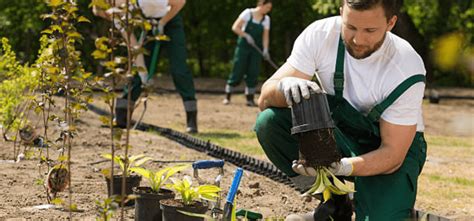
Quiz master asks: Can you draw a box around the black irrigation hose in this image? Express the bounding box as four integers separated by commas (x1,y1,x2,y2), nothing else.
86,103,301,193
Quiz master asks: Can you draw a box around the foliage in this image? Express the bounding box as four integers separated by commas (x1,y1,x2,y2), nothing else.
102,153,152,176
1,1,472,86
0,38,39,137
167,175,221,206
0,0,48,64
95,196,119,221
129,164,189,193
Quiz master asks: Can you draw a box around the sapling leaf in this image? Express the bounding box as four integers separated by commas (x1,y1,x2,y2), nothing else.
177,210,213,220
78,16,91,23
129,167,150,179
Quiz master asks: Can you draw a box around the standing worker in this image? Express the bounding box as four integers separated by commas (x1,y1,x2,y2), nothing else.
223,0,273,107
94,0,198,133
254,0,427,220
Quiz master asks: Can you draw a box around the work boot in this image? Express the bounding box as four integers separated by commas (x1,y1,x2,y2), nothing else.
114,98,131,129
246,94,257,107
223,93,231,105
185,111,198,133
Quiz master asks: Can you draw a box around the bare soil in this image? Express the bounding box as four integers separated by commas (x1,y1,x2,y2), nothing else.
0,76,473,220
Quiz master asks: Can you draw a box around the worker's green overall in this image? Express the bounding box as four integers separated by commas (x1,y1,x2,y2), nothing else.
254,38,427,220
226,14,264,94
122,14,196,110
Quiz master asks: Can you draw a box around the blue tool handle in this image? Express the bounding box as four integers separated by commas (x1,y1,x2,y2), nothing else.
192,160,225,169
226,168,243,203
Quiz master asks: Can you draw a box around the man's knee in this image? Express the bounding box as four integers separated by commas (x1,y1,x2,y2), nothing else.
254,108,277,136
255,108,290,140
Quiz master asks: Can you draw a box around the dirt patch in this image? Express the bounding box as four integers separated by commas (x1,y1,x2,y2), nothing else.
0,98,316,220
0,76,473,219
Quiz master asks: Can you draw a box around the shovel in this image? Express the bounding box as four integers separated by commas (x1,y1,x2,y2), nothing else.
248,42,279,70
132,25,169,129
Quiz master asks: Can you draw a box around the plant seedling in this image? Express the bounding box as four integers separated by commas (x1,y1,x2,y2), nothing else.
304,167,354,202
130,164,189,192
101,153,152,177
167,175,221,206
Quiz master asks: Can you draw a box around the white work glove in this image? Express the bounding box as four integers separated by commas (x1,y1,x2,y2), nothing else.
243,33,255,46
292,158,353,177
263,47,270,60
277,77,322,106
157,22,165,36
138,71,148,86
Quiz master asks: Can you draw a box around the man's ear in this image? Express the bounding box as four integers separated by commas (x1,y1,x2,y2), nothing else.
387,15,398,32
339,6,343,16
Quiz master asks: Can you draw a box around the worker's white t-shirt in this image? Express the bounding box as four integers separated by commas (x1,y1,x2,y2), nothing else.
238,8,271,30
138,0,170,18
287,16,426,131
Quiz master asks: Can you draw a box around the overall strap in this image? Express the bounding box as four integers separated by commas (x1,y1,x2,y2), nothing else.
334,36,345,102
367,74,426,122
249,10,265,24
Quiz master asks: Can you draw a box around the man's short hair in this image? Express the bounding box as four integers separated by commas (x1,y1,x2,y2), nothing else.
342,0,401,19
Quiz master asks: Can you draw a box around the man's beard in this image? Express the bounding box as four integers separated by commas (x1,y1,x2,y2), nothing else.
345,34,386,59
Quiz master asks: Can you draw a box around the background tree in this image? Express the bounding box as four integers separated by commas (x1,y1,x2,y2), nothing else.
1,0,472,87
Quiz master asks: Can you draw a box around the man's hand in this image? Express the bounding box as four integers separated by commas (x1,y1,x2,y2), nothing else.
243,33,255,46
292,158,353,177
263,47,270,60
277,77,321,106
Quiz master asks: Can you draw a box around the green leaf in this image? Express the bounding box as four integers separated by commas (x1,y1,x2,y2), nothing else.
51,198,64,205
67,31,83,40
129,167,150,179
177,210,213,220
78,16,91,23
48,0,64,7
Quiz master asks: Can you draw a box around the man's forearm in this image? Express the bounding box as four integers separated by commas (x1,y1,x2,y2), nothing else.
348,144,407,176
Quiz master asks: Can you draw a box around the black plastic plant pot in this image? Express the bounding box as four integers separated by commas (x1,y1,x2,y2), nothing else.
105,174,141,206
290,92,341,167
133,187,175,221
160,199,208,221
291,92,334,134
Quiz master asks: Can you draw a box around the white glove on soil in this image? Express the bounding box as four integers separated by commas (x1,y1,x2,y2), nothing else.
292,158,353,177
243,33,255,46
277,77,322,106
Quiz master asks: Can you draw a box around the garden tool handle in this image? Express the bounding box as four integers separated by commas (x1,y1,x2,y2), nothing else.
192,160,225,169
223,168,243,220
235,209,263,220
248,43,278,70
226,168,243,203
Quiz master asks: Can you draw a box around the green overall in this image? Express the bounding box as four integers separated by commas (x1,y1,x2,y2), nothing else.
122,14,196,108
254,38,427,220
227,13,264,90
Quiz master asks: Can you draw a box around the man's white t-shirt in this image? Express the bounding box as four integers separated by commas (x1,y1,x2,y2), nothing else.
287,16,426,131
238,8,271,30
138,0,170,18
